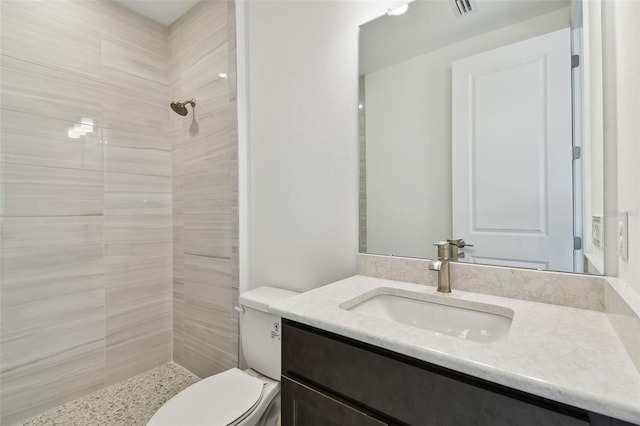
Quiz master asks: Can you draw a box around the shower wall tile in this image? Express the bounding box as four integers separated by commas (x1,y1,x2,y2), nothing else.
170,0,238,378
1,163,103,217
184,214,232,258
0,0,101,79
102,96,169,141
0,110,103,171
174,0,227,69
184,255,233,310
103,126,169,151
0,55,103,125
101,38,168,85
0,1,172,423
0,213,105,423
182,44,229,92
105,330,172,385
0,216,104,307
104,145,171,176
100,0,168,58
0,341,105,425
101,66,168,105
182,333,235,379
104,173,171,193
106,298,172,347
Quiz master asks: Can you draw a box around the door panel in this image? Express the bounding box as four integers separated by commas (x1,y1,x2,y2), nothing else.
452,28,574,272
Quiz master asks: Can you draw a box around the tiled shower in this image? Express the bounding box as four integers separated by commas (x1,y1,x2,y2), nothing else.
0,1,237,424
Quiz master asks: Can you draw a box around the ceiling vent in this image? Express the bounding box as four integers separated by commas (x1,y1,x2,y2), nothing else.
450,0,477,17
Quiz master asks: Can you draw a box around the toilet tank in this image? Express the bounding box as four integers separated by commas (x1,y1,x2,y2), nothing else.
239,287,299,380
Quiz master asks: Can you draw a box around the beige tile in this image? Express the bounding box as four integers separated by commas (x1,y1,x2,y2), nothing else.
171,0,228,72
173,219,184,284
101,66,168,107
104,215,171,245
183,125,232,176
184,74,230,116
181,44,228,94
106,298,172,347
1,163,103,216
172,175,184,203
102,38,167,85
1,55,102,124
1,289,104,342
0,216,103,306
1,266,104,313
182,332,235,379
184,173,233,214
104,145,171,177
183,164,230,192
104,241,171,260
104,192,172,217
1,315,104,374
230,288,240,364
105,254,172,314
173,327,187,368
2,238,102,274
100,0,168,58
0,341,104,426
184,255,232,311
104,173,171,193
1,216,102,250
103,126,169,151
0,1,101,78
0,109,102,171
184,214,232,258
102,92,169,143
105,330,172,385
172,147,184,177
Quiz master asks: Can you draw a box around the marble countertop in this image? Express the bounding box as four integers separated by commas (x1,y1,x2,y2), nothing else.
270,275,640,424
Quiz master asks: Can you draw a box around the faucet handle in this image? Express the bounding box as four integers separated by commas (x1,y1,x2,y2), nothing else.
432,241,450,260
447,238,474,248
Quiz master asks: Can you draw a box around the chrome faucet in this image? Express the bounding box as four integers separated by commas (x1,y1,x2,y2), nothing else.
429,241,451,293
447,238,474,261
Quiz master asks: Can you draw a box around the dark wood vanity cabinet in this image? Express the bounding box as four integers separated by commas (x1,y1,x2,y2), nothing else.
281,320,637,426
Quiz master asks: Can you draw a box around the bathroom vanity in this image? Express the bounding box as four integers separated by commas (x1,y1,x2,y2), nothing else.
271,276,640,426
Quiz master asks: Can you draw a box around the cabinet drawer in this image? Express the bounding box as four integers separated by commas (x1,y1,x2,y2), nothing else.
281,376,389,426
283,320,589,426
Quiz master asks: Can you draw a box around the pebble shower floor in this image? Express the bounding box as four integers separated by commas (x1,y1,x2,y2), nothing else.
15,363,199,426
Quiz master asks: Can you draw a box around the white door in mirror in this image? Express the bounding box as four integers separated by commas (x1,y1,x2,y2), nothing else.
451,28,574,272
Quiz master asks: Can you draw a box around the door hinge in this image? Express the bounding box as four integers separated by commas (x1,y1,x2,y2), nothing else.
573,146,581,160
574,236,582,250
571,54,580,68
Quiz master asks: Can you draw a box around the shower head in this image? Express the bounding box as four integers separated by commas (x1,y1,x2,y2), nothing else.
170,99,196,116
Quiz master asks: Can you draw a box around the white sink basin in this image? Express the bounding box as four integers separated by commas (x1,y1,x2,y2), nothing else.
346,293,513,343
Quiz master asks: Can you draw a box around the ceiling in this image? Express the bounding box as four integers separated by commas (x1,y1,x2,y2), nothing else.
359,0,570,75
113,0,200,26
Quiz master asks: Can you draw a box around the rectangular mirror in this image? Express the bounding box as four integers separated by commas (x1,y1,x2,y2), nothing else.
359,0,605,275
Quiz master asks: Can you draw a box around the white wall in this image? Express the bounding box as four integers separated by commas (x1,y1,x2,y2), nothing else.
365,8,570,259
242,0,402,292
603,0,640,295
583,0,605,274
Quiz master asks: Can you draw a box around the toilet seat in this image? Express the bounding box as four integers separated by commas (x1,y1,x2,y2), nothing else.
147,368,273,426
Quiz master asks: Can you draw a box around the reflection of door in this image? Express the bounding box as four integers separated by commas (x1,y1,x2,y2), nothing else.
451,28,574,272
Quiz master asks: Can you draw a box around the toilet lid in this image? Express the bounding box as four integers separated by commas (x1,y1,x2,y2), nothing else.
147,368,266,426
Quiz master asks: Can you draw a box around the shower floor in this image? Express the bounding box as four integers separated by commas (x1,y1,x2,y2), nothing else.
16,362,200,426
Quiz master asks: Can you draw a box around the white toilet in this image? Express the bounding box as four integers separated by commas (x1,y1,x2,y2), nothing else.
147,286,298,426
